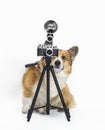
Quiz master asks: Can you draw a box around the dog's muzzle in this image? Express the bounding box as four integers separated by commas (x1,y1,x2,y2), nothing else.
53,59,64,72
54,60,61,68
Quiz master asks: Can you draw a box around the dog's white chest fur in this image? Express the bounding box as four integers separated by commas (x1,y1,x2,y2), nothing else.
47,71,68,98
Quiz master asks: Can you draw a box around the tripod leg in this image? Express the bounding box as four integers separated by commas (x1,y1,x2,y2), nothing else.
50,67,70,121
27,68,46,122
46,68,50,114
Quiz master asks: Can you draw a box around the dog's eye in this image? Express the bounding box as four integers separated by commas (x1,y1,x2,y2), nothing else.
62,55,66,60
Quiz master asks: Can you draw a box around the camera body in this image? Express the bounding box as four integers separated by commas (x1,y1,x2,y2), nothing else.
37,44,58,57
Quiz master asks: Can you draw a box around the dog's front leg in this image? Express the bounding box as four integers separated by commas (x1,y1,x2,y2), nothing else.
22,96,33,114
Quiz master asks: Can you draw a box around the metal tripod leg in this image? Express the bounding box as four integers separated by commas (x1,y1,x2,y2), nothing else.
50,67,70,121
27,67,46,122
46,68,50,114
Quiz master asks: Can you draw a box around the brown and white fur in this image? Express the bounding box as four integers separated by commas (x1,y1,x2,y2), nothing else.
22,46,78,114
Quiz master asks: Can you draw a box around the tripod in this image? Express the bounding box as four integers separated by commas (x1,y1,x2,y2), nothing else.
27,57,71,121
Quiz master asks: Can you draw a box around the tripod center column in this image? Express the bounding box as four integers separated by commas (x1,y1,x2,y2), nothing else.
45,57,51,114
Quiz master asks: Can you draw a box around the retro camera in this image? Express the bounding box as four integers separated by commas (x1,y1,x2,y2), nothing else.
37,20,58,57
37,44,58,57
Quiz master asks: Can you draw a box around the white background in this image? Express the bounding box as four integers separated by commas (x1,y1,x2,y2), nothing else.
0,0,105,129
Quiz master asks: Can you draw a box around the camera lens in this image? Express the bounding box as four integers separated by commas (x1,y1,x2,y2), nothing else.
46,48,53,56
47,34,53,42
48,37,52,42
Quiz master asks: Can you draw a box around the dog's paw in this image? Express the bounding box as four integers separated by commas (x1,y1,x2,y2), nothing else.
22,106,29,114
57,108,64,112
38,108,46,114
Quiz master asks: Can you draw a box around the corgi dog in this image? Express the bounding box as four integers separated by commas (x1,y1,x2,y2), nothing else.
22,46,78,114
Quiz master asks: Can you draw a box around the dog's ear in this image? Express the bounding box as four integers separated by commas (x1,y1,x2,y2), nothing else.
68,46,79,60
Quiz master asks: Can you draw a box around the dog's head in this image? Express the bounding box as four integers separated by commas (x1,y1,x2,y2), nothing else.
41,46,78,75
52,46,78,74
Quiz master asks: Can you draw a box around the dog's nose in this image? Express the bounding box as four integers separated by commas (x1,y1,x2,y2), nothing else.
55,60,61,67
